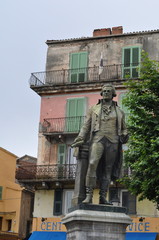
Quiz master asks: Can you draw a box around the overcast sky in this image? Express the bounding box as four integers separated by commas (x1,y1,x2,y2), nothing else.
0,0,159,158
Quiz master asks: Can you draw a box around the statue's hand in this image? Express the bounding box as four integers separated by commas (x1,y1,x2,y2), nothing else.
120,134,129,144
71,137,84,148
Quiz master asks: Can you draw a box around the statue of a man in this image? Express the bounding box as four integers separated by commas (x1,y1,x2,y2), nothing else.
71,84,128,204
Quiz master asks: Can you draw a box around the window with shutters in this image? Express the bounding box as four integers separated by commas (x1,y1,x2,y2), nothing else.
63,190,74,214
67,146,77,165
57,144,66,165
122,46,141,78
57,144,66,178
53,189,63,216
121,190,136,215
66,97,86,132
70,52,88,83
0,186,3,200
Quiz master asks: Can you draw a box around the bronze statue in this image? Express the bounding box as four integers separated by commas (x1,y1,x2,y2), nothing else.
71,84,128,205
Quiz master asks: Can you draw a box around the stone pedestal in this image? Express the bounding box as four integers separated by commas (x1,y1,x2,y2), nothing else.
62,204,131,240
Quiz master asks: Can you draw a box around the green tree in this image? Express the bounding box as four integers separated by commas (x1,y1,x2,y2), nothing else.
122,51,159,208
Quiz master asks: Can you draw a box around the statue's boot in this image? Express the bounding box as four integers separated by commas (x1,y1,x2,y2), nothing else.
99,180,113,205
99,189,110,204
82,187,93,204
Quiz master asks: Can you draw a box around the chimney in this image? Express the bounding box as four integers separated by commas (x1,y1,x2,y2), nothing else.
93,28,111,37
112,26,123,35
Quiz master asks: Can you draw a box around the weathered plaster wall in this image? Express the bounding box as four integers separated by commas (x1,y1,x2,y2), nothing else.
40,91,121,123
33,190,54,218
46,33,159,72
137,197,159,217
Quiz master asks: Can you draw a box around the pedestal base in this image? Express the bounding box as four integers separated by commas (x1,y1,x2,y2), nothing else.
62,204,131,240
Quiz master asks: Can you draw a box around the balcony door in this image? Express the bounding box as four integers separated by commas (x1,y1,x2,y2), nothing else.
57,144,66,178
122,46,141,78
70,52,88,83
66,97,86,132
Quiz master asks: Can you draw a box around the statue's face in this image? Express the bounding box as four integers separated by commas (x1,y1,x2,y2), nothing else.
102,87,113,100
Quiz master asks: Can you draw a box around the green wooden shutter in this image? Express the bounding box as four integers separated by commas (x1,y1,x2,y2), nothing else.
67,98,85,117
124,49,131,66
123,48,130,78
78,52,88,82
66,98,86,132
53,189,63,216
122,46,140,78
132,47,139,77
58,144,66,164
70,52,88,82
132,47,139,65
70,53,79,83
0,187,3,200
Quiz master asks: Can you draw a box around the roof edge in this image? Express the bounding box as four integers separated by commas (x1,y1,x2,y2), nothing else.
0,147,18,158
46,29,159,45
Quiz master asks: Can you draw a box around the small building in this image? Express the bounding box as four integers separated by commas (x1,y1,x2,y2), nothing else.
0,147,21,239
16,155,37,239
17,27,159,240
0,148,36,240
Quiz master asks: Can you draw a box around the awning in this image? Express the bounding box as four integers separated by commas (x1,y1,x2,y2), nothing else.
28,231,66,240
126,232,157,240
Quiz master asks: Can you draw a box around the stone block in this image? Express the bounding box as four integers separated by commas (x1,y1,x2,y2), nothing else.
62,204,131,240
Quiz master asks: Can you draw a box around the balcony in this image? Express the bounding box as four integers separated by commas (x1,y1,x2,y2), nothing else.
16,164,76,182
42,116,85,135
30,65,118,86
29,64,139,87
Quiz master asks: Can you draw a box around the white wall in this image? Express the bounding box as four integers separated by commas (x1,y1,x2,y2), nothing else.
33,190,54,218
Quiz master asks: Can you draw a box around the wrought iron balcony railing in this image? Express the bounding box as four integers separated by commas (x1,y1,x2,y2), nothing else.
42,116,85,134
29,64,139,87
16,164,76,181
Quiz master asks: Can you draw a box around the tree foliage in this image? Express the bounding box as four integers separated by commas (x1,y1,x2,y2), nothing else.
122,51,159,208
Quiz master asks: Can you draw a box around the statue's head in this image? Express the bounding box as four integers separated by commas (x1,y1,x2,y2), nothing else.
100,84,117,98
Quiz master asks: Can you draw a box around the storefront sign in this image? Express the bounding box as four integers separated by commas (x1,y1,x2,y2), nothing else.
41,221,62,231
33,217,159,233
127,217,159,233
